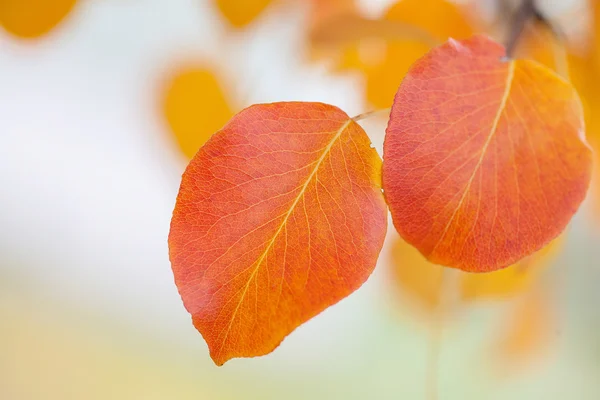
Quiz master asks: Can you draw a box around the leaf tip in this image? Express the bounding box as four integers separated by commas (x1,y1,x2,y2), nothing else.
447,37,470,54
209,352,229,367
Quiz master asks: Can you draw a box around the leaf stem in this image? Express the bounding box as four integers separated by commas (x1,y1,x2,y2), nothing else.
426,268,459,400
311,14,442,50
426,301,442,400
504,0,536,58
352,107,391,122
551,32,570,80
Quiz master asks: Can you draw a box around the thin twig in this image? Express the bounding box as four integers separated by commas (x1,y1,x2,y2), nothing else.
352,107,391,122
551,37,570,80
425,268,458,400
311,13,442,50
426,297,443,400
504,0,538,58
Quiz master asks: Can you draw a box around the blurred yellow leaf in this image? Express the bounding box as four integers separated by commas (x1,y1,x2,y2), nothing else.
163,66,234,159
364,0,474,108
514,23,558,70
390,235,561,317
307,0,362,71
566,2,600,219
0,0,77,39
490,288,553,369
309,0,355,24
390,238,444,313
214,0,274,28
460,237,562,301
308,0,473,89
310,13,433,72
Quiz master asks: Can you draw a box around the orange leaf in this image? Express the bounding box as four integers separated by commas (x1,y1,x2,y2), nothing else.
214,0,274,28
0,0,77,39
162,66,234,159
383,35,593,272
169,102,388,365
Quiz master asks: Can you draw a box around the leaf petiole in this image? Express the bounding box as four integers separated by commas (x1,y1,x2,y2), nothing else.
352,107,391,122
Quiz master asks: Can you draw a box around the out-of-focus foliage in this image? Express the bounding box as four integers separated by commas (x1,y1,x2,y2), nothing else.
514,23,558,70
460,237,562,301
162,66,234,159
390,236,562,311
390,238,444,313
363,0,474,108
567,1,600,219
0,0,77,39
214,0,274,28
491,288,553,369
309,0,474,108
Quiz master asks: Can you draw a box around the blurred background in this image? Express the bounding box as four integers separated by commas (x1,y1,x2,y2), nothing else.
1,0,599,398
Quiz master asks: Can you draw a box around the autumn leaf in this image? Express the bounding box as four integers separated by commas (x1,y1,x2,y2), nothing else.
169,102,387,365
383,35,593,272
214,0,274,28
0,0,77,39
162,65,234,159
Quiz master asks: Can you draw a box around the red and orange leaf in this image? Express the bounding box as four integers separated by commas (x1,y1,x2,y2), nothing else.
0,0,77,39
214,0,274,28
383,35,593,272
162,65,234,159
169,102,387,365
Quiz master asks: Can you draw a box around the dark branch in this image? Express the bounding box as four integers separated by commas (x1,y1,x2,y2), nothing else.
504,0,538,58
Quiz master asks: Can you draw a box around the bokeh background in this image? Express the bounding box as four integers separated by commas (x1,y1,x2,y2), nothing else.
1,0,599,399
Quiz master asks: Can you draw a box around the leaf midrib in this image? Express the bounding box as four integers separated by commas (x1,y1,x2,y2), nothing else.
431,61,516,260
215,117,354,360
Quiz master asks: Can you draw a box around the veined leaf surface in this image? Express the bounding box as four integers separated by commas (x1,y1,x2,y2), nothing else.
383,35,592,272
169,102,387,365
